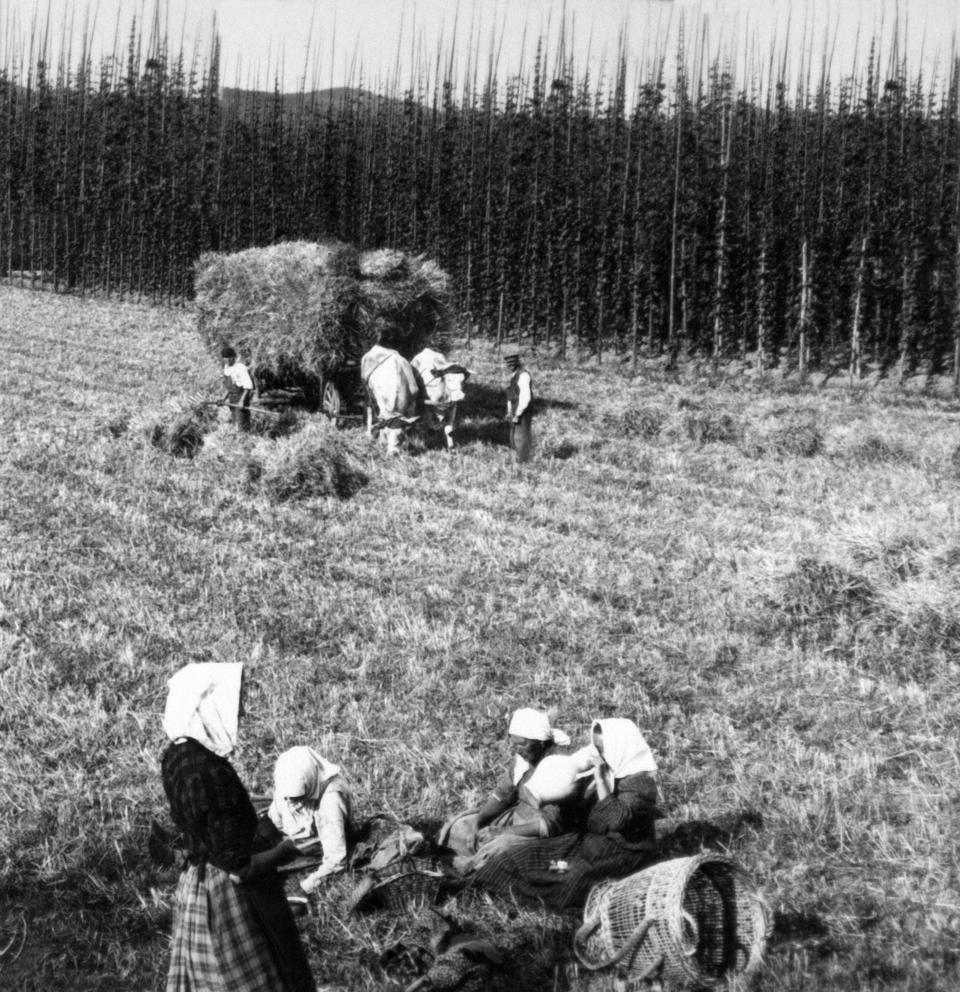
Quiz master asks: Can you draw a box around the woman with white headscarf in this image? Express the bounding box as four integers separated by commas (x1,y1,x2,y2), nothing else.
160,663,316,992
438,707,585,867
472,716,661,910
268,746,353,893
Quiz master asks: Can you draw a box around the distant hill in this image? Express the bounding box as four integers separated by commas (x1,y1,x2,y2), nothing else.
220,86,404,115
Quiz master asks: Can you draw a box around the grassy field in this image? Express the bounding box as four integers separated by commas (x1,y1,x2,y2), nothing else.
1,284,959,991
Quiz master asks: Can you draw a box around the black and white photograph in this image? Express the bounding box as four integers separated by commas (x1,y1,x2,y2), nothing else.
1,1,959,990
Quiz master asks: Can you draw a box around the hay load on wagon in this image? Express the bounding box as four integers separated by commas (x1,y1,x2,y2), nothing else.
193,240,453,413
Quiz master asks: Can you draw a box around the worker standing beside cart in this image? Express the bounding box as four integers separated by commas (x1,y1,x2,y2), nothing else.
221,345,255,430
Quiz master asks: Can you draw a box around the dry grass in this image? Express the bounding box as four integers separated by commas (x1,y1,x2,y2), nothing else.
2,285,960,990
245,421,371,502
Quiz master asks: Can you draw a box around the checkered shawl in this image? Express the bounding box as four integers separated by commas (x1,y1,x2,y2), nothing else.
167,863,293,992
161,739,256,873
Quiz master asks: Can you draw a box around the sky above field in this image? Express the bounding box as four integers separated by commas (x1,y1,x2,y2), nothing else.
1,0,958,94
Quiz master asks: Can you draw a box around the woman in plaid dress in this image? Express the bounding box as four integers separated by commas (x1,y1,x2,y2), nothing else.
471,717,661,911
161,662,317,992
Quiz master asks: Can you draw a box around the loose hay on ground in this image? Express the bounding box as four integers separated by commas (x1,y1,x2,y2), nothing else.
245,420,369,501
742,419,824,459
684,409,742,445
848,433,914,465
138,399,221,459
602,406,669,439
766,557,878,640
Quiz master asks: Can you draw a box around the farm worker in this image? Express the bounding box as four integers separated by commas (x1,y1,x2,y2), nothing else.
267,745,354,894
160,663,317,992
503,347,533,462
438,707,586,870
470,716,661,911
221,345,255,430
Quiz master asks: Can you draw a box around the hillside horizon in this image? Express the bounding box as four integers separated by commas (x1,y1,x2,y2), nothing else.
220,85,401,114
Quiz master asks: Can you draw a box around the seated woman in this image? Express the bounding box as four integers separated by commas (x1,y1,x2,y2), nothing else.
161,663,316,992
471,716,661,911
438,707,585,868
268,745,353,894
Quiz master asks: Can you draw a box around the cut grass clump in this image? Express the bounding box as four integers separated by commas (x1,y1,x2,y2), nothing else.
845,531,925,581
684,409,742,445
848,433,913,465
874,580,960,651
541,438,579,460
769,557,877,641
602,406,669,439
247,407,302,440
759,421,824,458
246,422,369,501
98,410,133,438
145,402,220,458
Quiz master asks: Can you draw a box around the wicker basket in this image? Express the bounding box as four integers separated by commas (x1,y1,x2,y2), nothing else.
573,854,770,990
348,857,445,914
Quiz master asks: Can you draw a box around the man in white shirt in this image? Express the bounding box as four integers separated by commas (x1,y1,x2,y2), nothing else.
504,347,533,463
221,346,255,430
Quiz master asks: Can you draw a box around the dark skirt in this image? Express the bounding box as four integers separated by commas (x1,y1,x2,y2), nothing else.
471,829,657,912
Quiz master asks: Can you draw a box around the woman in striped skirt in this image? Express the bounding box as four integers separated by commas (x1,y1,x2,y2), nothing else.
160,662,317,992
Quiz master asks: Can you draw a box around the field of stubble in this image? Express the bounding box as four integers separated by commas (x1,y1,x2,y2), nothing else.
1,284,959,991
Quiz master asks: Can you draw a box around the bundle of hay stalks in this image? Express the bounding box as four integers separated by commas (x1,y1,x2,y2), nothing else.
139,397,221,458
194,240,452,401
245,421,369,501
742,417,824,459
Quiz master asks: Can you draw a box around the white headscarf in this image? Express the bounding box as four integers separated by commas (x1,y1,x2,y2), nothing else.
507,708,572,785
273,746,342,801
507,708,571,746
593,718,657,776
162,662,243,757
586,717,657,793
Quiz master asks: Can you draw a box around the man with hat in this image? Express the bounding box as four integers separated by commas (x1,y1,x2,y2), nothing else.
503,347,533,463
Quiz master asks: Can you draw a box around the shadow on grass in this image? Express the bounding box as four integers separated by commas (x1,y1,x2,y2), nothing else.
453,382,579,449
656,809,764,858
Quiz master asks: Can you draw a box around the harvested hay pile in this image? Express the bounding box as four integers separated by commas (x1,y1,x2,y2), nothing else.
140,399,220,458
602,405,669,439
848,433,913,465
683,407,742,445
355,251,450,352
743,417,824,458
764,421,824,457
194,240,452,398
246,421,369,501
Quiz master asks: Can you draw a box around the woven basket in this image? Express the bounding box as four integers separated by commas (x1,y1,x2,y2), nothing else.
348,857,445,913
573,854,770,990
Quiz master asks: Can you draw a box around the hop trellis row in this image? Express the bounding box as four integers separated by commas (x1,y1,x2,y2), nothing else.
1,16,960,381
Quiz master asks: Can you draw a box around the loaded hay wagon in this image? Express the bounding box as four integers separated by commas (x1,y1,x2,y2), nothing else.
193,240,453,425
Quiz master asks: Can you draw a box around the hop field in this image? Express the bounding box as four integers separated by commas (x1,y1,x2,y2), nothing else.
1,285,959,991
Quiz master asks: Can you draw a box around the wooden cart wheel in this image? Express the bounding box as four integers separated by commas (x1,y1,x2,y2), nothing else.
321,378,343,426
